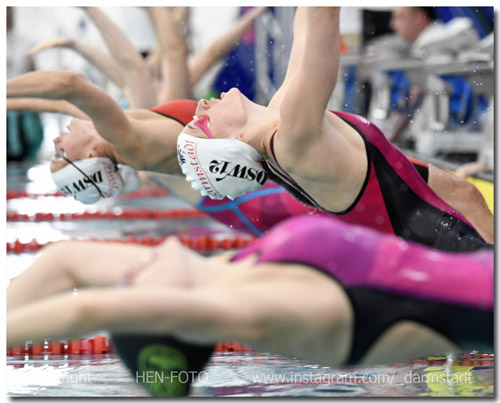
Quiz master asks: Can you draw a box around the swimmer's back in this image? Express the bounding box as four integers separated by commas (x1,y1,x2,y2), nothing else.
232,215,493,364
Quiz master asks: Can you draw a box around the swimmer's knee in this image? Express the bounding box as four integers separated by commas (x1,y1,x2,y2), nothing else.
41,240,85,278
41,239,75,257
431,165,485,206
453,176,486,205
157,236,184,251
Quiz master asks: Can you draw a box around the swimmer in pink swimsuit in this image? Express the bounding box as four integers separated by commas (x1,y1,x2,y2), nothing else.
8,214,493,396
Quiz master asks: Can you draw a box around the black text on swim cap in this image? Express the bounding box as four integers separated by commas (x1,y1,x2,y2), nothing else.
209,160,267,184
60,170,104,196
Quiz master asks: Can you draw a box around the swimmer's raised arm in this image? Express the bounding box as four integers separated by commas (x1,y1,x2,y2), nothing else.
146,7,190,102
279,7,341,142
82,7,157,108
28,37,125,89
7,97,90,119
268,7,306,110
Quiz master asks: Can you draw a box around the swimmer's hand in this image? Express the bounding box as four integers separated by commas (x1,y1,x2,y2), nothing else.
28,37,76,56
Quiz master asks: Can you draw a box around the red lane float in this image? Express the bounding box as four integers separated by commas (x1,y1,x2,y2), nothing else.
7,208,208,222
7,188,170,200
7,336,252,356
6,235,256,254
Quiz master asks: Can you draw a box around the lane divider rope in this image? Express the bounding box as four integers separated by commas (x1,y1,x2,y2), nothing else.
7,336,254,356
7,188,170,200
8,337,493,366
7,234,255,254
7,208,208,222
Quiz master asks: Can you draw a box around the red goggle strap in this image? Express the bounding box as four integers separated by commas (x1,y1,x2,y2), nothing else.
193,115,213,139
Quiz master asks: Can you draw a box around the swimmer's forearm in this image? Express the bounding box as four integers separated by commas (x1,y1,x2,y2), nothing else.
7,244,76,313
148,7,190,102
278,8,340,138
7,98,90,119
7,241,152,313
7,293,97,346
83,7,144,73
6,71,115,117
7,70,80,100
70,41,125,88
8,71,136,144
148,7,187,60
83,7,158,108
268,7,306,109
301,7,340,106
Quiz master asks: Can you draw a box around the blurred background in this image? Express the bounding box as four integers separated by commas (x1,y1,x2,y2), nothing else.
7,6,494,184
5,8,495,397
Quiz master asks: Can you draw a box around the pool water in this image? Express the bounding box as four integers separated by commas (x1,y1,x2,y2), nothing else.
6,157,494,397
7,351,494,397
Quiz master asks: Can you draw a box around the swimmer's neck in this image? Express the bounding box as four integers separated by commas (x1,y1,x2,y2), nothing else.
241,105,279,158
94,137,123,165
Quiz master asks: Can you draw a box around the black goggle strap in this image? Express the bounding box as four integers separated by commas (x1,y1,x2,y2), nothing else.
61,155,106,198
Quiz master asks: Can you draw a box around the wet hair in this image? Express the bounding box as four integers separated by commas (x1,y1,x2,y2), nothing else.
414,7,437,22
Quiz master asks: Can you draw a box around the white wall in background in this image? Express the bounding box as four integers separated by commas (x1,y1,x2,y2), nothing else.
12,6,365,98
12,6,238,69
340,7,363,35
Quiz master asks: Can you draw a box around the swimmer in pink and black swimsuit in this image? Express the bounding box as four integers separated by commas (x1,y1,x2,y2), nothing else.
150,100,324,235
177,8,492,248
261,111,487,252
7,209,493,379
232,214,493,364
153,100,475,243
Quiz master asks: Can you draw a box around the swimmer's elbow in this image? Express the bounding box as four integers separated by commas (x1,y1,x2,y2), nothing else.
56,71,89,98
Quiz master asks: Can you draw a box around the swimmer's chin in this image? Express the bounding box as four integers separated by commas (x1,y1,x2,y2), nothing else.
49,157,69,173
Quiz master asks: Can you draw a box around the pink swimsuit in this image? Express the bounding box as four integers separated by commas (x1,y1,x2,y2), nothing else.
260,111,486,251
232,214,493,364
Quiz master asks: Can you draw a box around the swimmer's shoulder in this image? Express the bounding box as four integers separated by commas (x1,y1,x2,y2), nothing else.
125,109,169,120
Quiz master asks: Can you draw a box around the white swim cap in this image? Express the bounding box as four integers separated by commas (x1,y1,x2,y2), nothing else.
51,157,139,204
118,164,141,194
177,132,267,200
